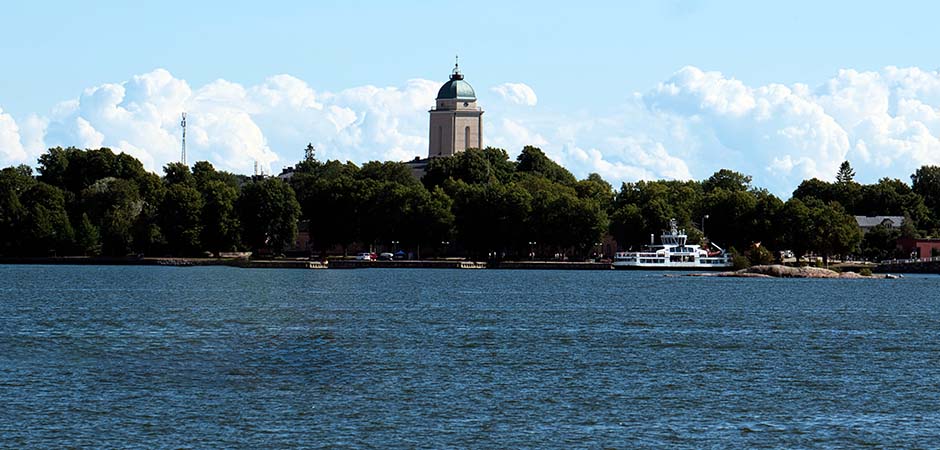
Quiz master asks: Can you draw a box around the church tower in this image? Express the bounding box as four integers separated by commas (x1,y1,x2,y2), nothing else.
428,59,484,158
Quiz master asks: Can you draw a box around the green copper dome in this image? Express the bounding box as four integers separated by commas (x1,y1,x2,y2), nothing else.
436,68,476,100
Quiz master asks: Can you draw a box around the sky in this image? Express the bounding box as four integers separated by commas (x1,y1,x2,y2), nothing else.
3,0,940,195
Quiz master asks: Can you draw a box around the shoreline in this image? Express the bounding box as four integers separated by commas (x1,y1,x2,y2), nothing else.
0,256,609,270
0,257,922,275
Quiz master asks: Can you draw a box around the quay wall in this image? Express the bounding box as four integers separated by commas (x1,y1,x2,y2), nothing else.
1,257,613,271
328,260,486,269
876,260,940,274
492,261,612,270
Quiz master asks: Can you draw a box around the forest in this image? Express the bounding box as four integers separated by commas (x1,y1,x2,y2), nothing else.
2,145,939,264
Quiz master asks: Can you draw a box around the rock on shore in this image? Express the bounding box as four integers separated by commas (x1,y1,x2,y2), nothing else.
694,264,893,279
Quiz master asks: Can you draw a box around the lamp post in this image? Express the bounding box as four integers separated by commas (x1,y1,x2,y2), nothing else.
702,214,710,237
528,241,537,260
441,241,450,257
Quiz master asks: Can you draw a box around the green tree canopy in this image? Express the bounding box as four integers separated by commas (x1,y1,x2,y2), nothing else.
703,169,751,193
237,178,301,254
836,160,855,183
19,182,73,255
515,146,577,186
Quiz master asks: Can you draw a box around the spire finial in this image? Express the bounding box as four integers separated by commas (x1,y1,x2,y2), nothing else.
451,55,464,80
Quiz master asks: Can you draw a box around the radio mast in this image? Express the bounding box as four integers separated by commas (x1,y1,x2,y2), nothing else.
180,112,187,165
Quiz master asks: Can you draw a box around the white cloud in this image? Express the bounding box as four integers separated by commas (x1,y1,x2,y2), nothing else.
26,70,440,174
640,65,940,194
0,106,27,164
491,83,538,106
5,65,940,197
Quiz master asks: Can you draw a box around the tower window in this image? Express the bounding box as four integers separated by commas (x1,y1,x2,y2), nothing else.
465,126,471,150
438,126,443,153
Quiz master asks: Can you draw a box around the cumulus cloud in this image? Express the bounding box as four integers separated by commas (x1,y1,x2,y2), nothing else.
491,83,538,106
5,65,940,196
643,65,940,194
0,107,27,163
15,69,441,174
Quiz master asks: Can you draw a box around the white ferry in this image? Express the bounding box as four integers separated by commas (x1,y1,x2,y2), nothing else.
613,219,732,270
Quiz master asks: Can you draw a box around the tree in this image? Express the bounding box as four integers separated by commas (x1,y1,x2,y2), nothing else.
517,174,606,257
304,143,316,162
358,161,420,187
806,199,862,265
159,184,204,255
236,178,301,254
859,223,901,262
423,148,494,188
0,166,34,255
516,146,577,186
297,174,364,255
199,180,240,256
703,169,751,193
750,190,785,250
698,188,758,251
80,178,143,256
746,243,774,266
412,186,455,250
609,204,646,250
912,165,940,227
792,178,834,203
163,162,194,186
481,147,516,183
836,161,855,184
38,147,151,196
448,180,532,258
19,182,73,255
576,173,615,213
782,198,813,262
74,213,101,256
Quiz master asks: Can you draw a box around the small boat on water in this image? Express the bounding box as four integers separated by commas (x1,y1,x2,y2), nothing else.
613,219,732,270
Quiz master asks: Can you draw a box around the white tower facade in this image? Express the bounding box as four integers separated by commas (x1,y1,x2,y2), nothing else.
428,61,483,158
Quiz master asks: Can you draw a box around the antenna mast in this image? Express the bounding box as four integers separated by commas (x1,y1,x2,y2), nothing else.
180,112,187,165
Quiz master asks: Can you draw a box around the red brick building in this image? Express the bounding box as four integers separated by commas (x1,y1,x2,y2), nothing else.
897,237,940,259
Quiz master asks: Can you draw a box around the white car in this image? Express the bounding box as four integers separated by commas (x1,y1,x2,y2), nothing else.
355,252,374,261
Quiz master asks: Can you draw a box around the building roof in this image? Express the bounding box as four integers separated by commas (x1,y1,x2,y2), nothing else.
436,65,476,100
854,215,904,228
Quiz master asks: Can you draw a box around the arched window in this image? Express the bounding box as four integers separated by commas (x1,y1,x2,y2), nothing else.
438,126,443,155
465,126,471,150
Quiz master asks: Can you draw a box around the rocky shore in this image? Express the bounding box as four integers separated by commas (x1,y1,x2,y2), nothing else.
692,264,900,279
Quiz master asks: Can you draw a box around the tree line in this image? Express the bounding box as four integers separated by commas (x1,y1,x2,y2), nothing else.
2,146,940,262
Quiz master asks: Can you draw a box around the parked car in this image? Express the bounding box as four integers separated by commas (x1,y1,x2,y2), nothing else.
379,252,394,261
356,252,374,261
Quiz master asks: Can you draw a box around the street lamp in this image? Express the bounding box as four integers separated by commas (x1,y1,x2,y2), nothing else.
702,214,710,237
391,240,399,251
528,241,537,260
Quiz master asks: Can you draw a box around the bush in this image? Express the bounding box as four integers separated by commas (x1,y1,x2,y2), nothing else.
860,268,873,277
732,254,751,270
747,243,774,266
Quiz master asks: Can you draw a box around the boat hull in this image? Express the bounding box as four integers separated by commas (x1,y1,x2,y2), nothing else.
612,262,732,270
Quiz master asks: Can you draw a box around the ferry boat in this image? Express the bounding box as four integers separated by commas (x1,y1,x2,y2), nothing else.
613,219,732,270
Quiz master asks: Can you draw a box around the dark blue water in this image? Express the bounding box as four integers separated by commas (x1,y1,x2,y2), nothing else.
1,265,939,448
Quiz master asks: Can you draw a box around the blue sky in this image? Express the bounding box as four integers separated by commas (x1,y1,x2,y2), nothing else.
3,1,940,195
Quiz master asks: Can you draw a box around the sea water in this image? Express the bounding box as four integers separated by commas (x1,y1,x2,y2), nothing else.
1,265,938,448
